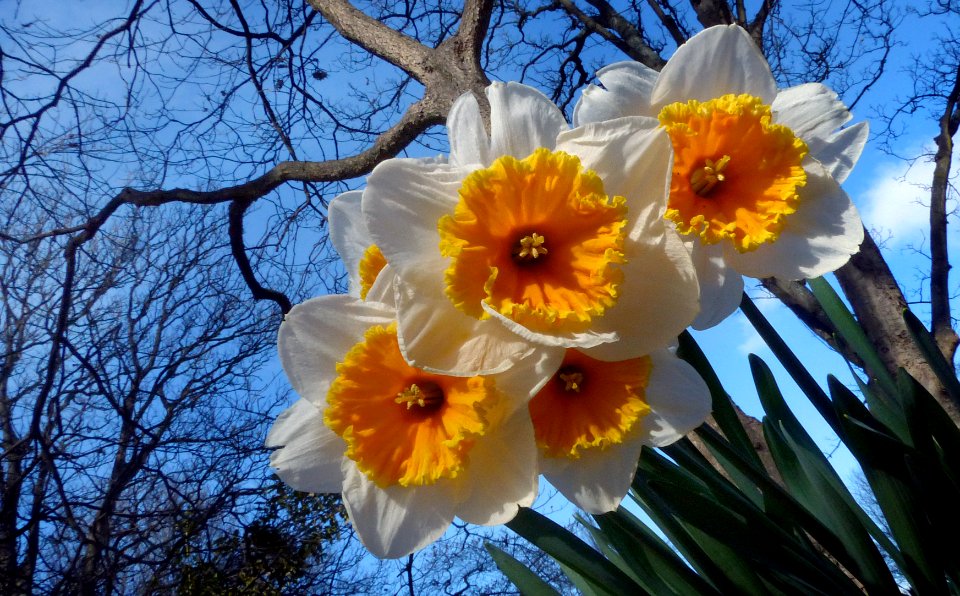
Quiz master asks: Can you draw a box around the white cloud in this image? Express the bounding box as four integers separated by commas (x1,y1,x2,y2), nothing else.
857,143,959,247
858,157,933,246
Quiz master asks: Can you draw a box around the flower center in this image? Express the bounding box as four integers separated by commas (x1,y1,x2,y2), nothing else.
557,366,584,393
324,323,498,488
512,232,549,264
438,148,628,335
395,381,444,413
358,244,387,300
690,155,731,196
658,94,808,253
529,350,652,458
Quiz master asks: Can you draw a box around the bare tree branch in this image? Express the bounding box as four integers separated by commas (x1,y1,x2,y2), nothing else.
930,63,960,359
690,0,735,27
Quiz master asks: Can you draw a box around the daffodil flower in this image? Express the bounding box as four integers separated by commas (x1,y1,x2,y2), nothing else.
575,25,866,329
528,347,710,512
329,190,390,301
363,82,700,375
266,294,561,558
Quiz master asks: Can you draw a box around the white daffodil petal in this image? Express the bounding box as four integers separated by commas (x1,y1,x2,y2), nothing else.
641,349,712,447
487,82,568,159
278,295,394,407
807,121,869,184
493,347,566,402
363,158,464,278
542,438,645,514
689,241,744,330
266,399,345,493
456,408,539,526
573,61,658,125
772,83,852,148
586,229,700,361
556,116,670,214
328,190,368,296
364,263,396,307
395,271,538,375
650,25,777,109
342,462,456,559
725,161,864,280
772,84,868,183
448,90,492,168
480,301,620,349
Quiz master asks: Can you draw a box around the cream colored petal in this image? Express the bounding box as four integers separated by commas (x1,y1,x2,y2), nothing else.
541,437,644,514
448,90,492,168
641,349,712,447
724,160,864,280
364,264,396,308
328,190,368,297
342,462,456,559
456,407,539,526
395,270,538,376
363,157,464,279
492,346,566,403
688,241,743,330
573,61,658,125
806,121,868,184
772,83,851,144
556,116,671,219
585,228,700,361
266,399,345,494
772,84,868,183
650,24,777,110
487,82,568,159
278,295,394,407
480,301,619,349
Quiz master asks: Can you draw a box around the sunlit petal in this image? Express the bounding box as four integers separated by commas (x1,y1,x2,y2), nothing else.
278,295,393,407
488,82,568,159
585,228,700,360
456,405,539,525
329,190,368,296
651,24,777,109
640,349,713,447
395,270,539,375
724,160,864,279
342,462,456,559
688,241,743,330
448,90,492,168
266,399,345,493
573,61,658,125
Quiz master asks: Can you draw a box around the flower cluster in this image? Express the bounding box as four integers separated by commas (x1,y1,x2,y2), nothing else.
266,25,865,559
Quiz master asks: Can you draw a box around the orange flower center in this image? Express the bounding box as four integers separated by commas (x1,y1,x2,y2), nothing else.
529,349,652,458
658,94,808,252
438,148,628,335
324,324,499,487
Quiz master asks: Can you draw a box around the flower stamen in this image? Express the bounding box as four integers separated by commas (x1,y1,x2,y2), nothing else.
690,155,731,196
512,232,549,263
557,366,584,393
395,381,445,413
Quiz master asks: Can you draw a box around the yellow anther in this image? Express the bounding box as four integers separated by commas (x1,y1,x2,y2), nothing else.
395,382,444,411
513,232,548,262
690,155,731,196
559,370,584,393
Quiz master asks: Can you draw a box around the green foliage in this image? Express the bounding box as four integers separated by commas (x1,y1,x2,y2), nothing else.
165,483,345,595
497,282,960,595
